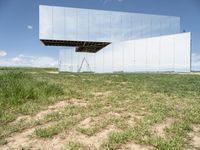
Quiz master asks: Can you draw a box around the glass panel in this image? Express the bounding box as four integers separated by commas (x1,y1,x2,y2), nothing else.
160,16,170,36
141,15,151,39
95,49,104,73
131,14,142,39
65,8,77,40
85,53,95,72
90,53,96,72
174,33,190,72
110,12,122,41
134,39,146,71
123,41,134,72
53,6,65,40
164,17,172,35
113,42,123,72
89,10,101,41
59,48,73,72
103,44,113,72
77,52,86,72
171,17,180,34
99,11,111,42
72,51,78,72
121,13,132,40
151,15,162,37
39,6,53,39
146,38,159,71
159,36,174,71
77,9,89,41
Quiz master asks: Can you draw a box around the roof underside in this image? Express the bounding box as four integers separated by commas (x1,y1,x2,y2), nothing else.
41,40,110,53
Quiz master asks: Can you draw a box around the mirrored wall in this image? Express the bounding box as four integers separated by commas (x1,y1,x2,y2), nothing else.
59,33,191,73
40,5,180,42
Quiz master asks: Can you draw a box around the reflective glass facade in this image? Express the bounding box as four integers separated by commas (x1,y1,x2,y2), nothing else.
39,5,180,42
59,33,191,73
39,5,191,73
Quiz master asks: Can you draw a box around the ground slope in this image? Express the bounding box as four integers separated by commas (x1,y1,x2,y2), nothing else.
0,68,200,150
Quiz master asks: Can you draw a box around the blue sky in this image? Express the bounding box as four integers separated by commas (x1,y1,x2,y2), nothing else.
0,0,200,69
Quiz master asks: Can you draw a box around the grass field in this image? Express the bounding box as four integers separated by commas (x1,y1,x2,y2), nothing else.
0,67,200,150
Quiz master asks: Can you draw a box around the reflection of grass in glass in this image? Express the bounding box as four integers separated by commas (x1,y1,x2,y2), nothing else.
0,67,200,149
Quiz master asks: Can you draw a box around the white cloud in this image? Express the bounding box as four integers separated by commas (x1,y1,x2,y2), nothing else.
1,53,199,70
0,51,7,57
192,53,200,71
0,54,58,68
27,25,33,30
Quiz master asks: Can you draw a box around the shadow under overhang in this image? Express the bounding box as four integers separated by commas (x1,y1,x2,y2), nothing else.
40,39,111,53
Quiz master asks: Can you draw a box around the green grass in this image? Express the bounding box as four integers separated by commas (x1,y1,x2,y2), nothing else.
0,67,200,149
62,141,85,150
0,70,64,123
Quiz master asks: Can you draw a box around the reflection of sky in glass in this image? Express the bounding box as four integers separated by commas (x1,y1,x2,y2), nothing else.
59,33,191,73
39,5,189,73
39,5,180,42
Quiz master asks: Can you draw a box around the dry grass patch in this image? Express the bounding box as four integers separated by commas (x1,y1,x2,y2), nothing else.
46,71,59,74
12,99,87,124
2,128,34,150
67,125,119,149
14,115,32,123
3,133,67,150
78,117,100,129
151,118,174,138
188,125,200,149
1,99,88,149
1,122,55,150
76,113,120,136
119,142,155,150
125,112,144,127
93,91,112,97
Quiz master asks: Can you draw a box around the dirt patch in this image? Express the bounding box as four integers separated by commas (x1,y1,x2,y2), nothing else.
107,111,121,117
78,117,97,128
2,122,56,150
15,115,32,122
46,99,87,110
120,82,130,85
77,112,120,130
119,142,154,150
13,99,87,123
68,99,87,107
152,118,174,138
124,112,144,127
46,71,59,74
105,80,112,84
2,125,118,150
48,101,70,110
188,125,200,149
2,128,34,150
2,134,66,150
34,99,87,120
12,101,70,124
3,99,88,149
94,91,112,97
68,125,118,149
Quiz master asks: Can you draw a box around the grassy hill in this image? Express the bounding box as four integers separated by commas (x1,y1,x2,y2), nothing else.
0,68,200,149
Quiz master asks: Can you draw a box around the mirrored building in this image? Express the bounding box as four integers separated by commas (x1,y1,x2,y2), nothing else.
39,5,191,73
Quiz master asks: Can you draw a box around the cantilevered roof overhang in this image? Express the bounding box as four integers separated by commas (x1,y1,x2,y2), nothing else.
40,39,111,53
